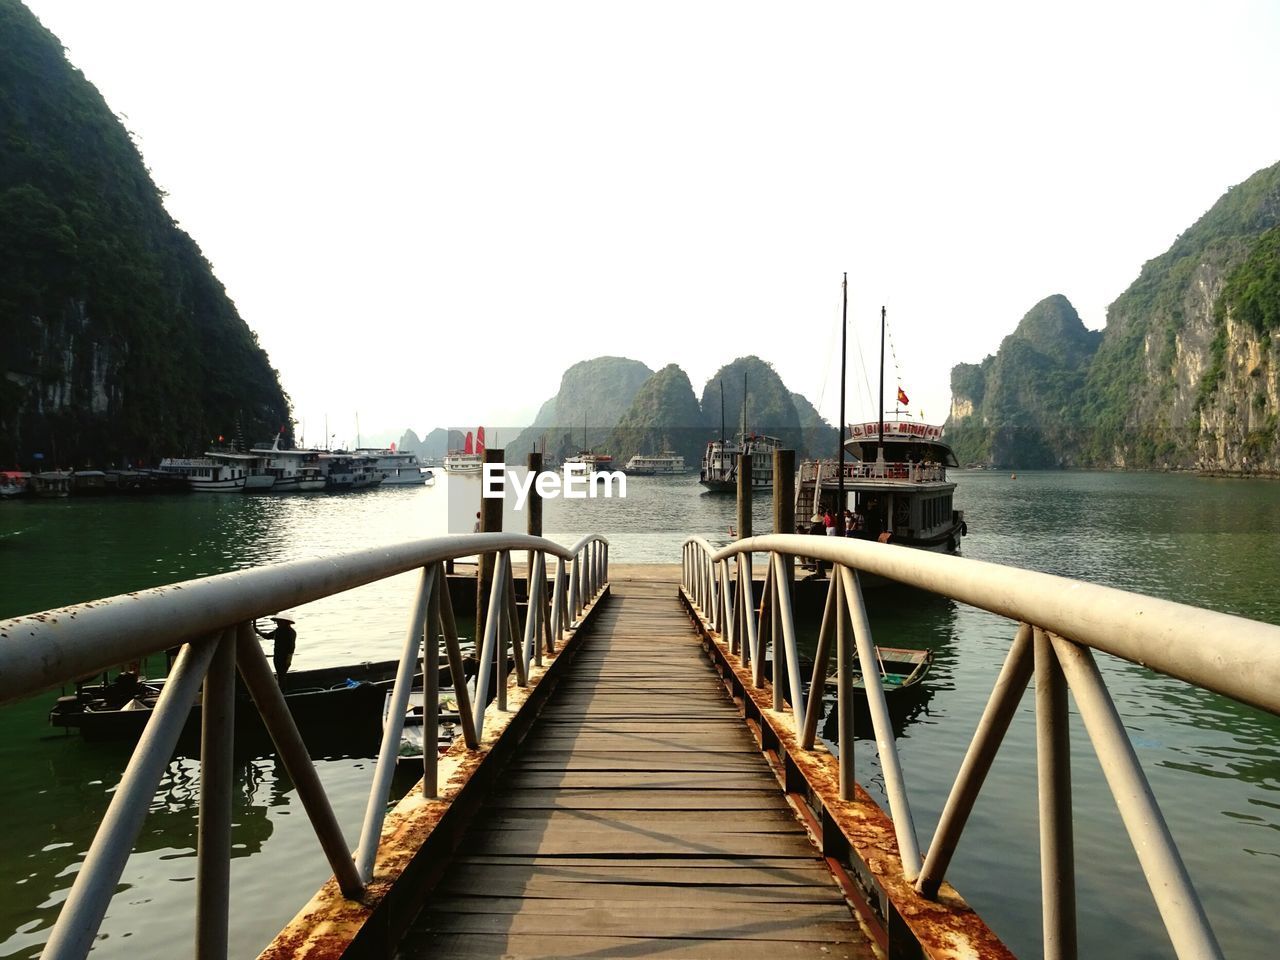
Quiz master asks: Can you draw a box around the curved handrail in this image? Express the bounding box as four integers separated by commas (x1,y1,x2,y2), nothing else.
2,532,611,960
0,532,580,705
711,533,1280,715
679,530,1280,960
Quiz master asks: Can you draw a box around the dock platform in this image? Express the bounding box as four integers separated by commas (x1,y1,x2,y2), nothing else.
395,579,873,958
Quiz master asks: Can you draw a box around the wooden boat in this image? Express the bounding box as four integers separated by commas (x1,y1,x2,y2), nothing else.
824,646,933,696
48,658,467,755
383,685,467,764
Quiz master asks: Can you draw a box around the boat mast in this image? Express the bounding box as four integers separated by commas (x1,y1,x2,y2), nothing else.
838,273,847,533
719,380,726,472
878,305,886,468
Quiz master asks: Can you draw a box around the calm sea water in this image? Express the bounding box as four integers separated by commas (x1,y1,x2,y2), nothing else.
1,470,1277,958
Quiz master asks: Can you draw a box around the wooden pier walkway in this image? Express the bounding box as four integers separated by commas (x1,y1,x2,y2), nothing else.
395,580,873,959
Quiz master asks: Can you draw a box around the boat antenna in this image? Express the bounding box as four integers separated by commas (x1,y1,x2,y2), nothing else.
878,305,886,465
838,272,847,534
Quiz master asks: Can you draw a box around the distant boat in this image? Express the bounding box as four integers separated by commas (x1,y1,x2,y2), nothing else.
251,436,326,492
699,433,781,492
624,451,687,476
355,445,430,486
564,452,614,471
0,471,31,498
444,429,484,473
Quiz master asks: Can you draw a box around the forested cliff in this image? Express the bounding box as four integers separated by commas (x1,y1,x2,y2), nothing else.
947,160,1280,473
0,1,290,467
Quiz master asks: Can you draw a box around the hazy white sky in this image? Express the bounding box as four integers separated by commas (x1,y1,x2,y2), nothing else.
23,1,1280,447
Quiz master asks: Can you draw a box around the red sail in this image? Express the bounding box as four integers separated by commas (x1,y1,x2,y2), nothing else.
464,431,474,454
476,426,486,456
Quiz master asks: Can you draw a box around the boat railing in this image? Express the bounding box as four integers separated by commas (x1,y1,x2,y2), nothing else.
680,533,1280,960
799,459,947,484
0,531,609,960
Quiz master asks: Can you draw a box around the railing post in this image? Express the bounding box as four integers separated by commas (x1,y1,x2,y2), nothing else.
234,631,364,899
1035,627,1077,960
740,553,758,674
357,565,434,880
503,552,528,688
436,561,479,750
753,558,773,690
473,552,507,734
496,553,511,710
1049,634,1225,960
477,447,504,631
773,552,805,727
550,555,565,650
841,565,921,878
771,560,785,713
196,627,238,960
918,624,1034,898
801,572,839,749
424,570,442,797
834,569,855,800
524,551,543,669
42,635,221,960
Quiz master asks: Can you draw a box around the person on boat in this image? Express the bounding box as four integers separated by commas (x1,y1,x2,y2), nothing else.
823,510,836,536
807,512,827,577
255,615,297,681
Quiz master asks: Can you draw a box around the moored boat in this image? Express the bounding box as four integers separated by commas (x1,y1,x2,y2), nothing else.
444,429,484,474
624,451,687,475
699,433,782,492
157,456,248,493
798,420,966,554
251,436,327,492
355,446,429,485
30,470,73,498
0,471,31,498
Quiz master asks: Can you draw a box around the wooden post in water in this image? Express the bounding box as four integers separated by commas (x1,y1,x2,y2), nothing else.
773,449,795,586
527,451,543,601
477,448,504,630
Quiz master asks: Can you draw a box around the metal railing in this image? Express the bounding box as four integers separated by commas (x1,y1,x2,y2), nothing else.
0,532,609,960
680,533,1280,960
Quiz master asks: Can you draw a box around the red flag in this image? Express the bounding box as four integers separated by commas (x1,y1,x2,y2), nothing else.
464,431,474,454
896,386,910,406
476,426,486,456
390,441,396,452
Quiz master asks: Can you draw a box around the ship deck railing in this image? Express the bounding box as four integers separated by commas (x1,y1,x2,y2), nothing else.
799,459,948,484
681,533,1280,960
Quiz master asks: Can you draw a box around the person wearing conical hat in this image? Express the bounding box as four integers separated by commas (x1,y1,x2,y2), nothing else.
255,614,297,682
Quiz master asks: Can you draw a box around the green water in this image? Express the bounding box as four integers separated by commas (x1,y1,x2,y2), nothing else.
1,472,1278,958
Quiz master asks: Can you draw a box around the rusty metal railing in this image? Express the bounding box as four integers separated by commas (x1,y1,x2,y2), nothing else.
0,532,608,960
681,533,1280,960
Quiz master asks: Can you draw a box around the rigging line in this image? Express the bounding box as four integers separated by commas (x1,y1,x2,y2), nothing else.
849,301,874,417
813,292,844,422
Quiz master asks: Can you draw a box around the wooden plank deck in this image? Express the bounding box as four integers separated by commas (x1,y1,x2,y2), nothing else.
396,580,873,960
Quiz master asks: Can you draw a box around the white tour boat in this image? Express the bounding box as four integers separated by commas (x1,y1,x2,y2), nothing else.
699,433,782,492
252,437,327,492
355,447,429,485
623,451,686,475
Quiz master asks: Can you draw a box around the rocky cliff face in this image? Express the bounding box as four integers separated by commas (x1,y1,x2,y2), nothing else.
606,364,706,465
0,2,290,466
507,356,654,459
947,161,1280,473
